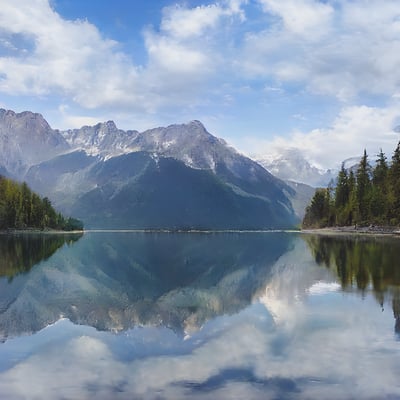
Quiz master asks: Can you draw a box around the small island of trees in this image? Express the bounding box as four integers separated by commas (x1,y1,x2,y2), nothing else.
303,141,400,229
0,175,83,231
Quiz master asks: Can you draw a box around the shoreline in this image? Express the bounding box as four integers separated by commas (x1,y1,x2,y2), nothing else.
0,228,84,235
0,228,299,235
3,226,399,237
301,225,400,237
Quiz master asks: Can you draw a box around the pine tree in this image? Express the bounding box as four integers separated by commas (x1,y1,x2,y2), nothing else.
346,170,358,225
303,188,332,228
335,163,349,225
356,150,371,224
302,143,400,229
0,175,83,231
370,150,389,224
388,142,400,224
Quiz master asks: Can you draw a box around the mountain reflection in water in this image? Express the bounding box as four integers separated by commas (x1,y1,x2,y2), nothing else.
1,232,400,400
304,234,400,335
0,232,293,340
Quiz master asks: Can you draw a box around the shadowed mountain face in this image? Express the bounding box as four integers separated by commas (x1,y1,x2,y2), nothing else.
68,153,296,229
0,108,298,229
0,232,294,340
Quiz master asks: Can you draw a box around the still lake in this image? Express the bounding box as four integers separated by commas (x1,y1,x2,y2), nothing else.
0,231,400,399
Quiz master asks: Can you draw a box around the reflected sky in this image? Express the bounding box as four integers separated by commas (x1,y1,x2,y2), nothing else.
0,232,400,399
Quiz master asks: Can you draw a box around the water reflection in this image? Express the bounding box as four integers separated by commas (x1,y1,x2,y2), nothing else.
0,232,293,340
304,234,400,335
1,233,400,399
0,233,82,280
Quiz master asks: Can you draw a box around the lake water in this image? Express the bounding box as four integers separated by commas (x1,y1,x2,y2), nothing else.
0,231,400,399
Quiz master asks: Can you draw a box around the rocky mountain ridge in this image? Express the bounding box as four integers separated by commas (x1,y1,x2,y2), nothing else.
0,109,69,178
256,148,336,188
0,108,299,229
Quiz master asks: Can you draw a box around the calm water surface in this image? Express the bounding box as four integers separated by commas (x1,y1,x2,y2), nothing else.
0,231,399,399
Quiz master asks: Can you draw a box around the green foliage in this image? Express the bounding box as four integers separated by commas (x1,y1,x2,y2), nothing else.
302,188,334,228
0,233,82,279
305,234,400,320
0,175,83,231
302,142,400,228
355,149,371,223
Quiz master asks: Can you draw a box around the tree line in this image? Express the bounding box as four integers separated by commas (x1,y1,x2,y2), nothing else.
303,141,400,228
305,234,400,334
0,175,83,231
0,233,82,279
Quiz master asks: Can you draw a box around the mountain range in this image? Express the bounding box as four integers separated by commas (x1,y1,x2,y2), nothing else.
0,109,301,229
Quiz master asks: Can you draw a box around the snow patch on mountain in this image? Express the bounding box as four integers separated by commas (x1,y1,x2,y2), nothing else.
61,121,139,159
256,148,336,187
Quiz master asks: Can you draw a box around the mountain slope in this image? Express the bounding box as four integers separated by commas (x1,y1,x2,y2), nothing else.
68,153,296,229
0,108,299,229
0,109,68,179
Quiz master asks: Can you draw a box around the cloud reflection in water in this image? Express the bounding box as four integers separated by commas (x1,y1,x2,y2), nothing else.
0,233,399,399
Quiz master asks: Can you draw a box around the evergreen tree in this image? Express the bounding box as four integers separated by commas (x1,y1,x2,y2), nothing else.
302,143,400,228
370,150,389,223
303,188,332,228
356,150,371,223
335,163,349,225
346,170,358,225
388,142,400,224
0,175,83,231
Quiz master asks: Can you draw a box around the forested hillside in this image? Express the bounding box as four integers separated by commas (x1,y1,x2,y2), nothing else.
0,175,83,231
303,142,400,228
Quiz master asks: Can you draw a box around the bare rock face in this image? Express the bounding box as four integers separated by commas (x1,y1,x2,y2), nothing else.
0,109,69,178
62,121,139,159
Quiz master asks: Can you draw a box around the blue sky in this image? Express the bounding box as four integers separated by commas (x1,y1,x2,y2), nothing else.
1,0,400,168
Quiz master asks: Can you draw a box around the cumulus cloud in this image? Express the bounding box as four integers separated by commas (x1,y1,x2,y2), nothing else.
1,0,400,154
0,0,247,116
248,105,400,169
141,1,247,110
243,0,400,101
258,0,334,37
0,0,142,108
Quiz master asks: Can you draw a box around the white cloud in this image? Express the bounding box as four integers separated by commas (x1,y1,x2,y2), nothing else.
160,0,247,39
140,0,247,110
258,0,334,37
161,4,229,39
0,0,247,117
0,0,400,152
246,105,400,169
0,0,143,109
239,0,400,106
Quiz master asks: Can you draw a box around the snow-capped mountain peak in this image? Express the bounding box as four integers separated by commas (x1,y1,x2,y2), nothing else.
61,121,139,159
256,148,336,187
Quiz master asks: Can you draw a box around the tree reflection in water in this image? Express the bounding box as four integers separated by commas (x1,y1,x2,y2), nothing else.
304,234,400,336
0,233,83,280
